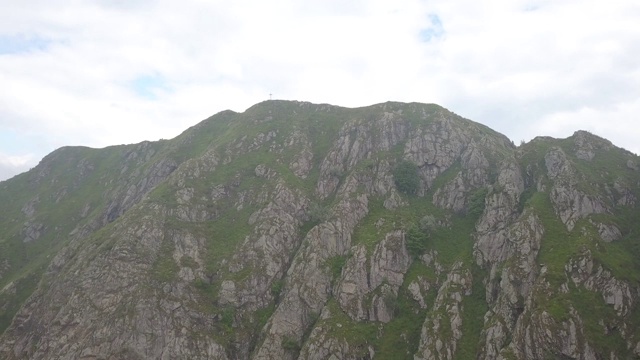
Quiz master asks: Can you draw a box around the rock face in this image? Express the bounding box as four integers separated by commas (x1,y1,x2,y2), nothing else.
336,230,411,323
1,102,640,360
414,263,472,360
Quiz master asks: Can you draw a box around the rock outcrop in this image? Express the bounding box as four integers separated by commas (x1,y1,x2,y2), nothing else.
414,263,473,360
336,230,411,323
1,101,639,360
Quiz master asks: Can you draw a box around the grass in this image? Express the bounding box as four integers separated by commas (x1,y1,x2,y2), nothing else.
570,286,628,356
515,135,640,357
528,191,585,287
455,265,489,360
325,255,349,283
0,142,173,334
325,141,488,357
201,205,254,275
151,238,179,282
541,283,629,357
424,213,479,267
527,188,640,286
315,299,379,357
350,197,401,252
0,265,45,333
2,100,640,359
350,160,476,260
589,209,640,283
375,262,434,359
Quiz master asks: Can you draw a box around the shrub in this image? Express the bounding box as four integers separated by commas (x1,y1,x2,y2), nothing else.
328,165,344,177
419,214,437,231
221,306,235,328
393,160,420,195
468,188,488,218
308,202,329,223
282,336,301,352
180,255,199,269
271,279,284,300
405,224,429,259
325,255,348,281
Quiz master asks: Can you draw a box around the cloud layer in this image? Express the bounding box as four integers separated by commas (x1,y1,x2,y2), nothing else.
1,0,639,180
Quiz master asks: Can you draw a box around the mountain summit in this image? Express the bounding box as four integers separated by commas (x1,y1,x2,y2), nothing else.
1,101,639,359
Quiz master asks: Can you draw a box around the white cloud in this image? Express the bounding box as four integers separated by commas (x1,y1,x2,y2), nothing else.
0,153,32,167
0,0,639,181
0,153,35,181
534,101,640,154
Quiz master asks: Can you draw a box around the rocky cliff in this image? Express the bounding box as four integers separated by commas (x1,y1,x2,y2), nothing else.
1,101,639,359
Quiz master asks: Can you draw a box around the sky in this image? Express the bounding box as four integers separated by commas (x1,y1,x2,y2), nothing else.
1,0,639,181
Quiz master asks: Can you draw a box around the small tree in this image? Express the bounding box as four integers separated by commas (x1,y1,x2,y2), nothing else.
419,214,437,231
468,188,488,218
308,202,329,223
405,224,428,259
282,336,301,352
393,160,420,195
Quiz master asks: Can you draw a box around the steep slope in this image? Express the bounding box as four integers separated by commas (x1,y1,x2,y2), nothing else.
0,101,639,359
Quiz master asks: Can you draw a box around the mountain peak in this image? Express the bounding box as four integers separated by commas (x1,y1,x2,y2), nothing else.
1,101,639,359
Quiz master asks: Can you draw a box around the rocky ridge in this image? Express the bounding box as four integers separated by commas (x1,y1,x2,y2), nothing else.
0,101,639,359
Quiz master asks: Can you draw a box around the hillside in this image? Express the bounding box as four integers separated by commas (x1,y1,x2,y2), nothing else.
1,100,639,359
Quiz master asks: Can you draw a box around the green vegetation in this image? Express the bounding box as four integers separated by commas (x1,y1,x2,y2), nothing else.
376,262,434,359
405,224,429,259
0,267,44,332
526,187,640,286
529,190,586,287
467,187,488,218
570,287,628,356
220,306,235,329
542,284,629,357
590,210,640,283
254,303,276,333
281,336,301,352
393,160,420,195
455,265,489,359
270,279,284,300
308,201,330,224
1,100,640,359
425,213,479,267
315,299,379,357
180,255,199,269
0,142,172,334
151,240,179,282
325,255,348,282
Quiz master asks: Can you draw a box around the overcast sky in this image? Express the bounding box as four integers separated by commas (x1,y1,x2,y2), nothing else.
1,0,639,180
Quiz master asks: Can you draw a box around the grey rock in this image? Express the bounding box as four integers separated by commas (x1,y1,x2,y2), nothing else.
23,222,44,243
613,180,636,206
253,192,369,360
2,102,639,360
299,306,377,360
573,131,596,161
255,164,276,179
545,147,574,180
336,230,411,322
21,196,39,218
596,222,622,242
433,172,467,212
414,263,472,360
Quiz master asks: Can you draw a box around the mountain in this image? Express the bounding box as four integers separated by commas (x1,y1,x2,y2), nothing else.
0,100,639,359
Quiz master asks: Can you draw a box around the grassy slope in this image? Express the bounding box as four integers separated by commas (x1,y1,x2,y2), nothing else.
518,134,640,356
1,102,639,360
0,109,239,333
